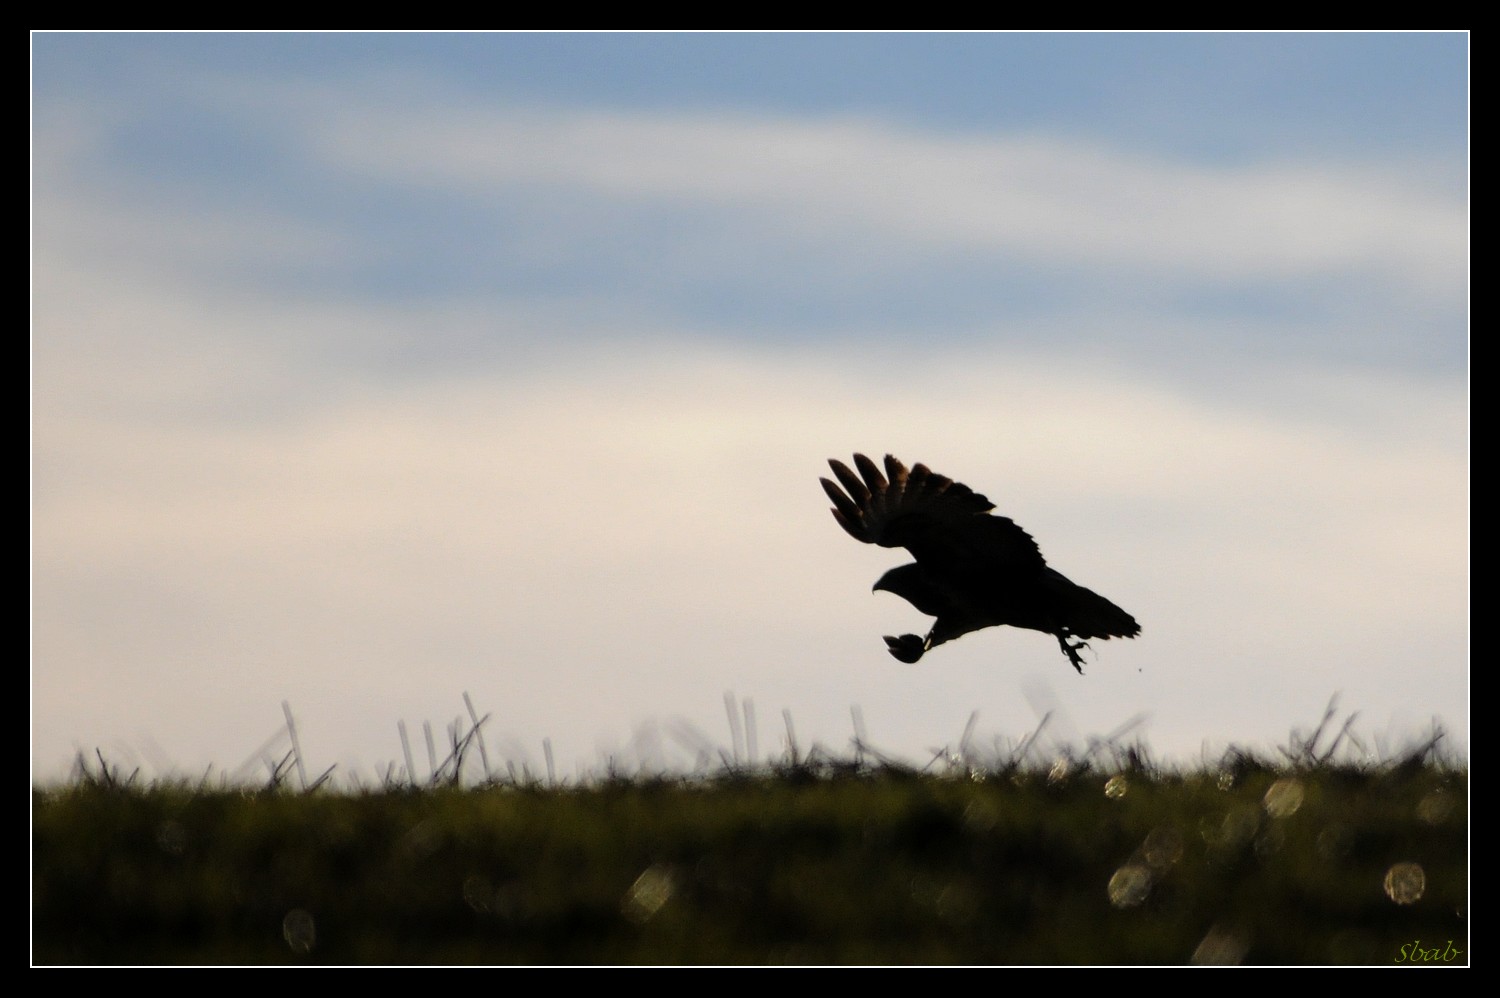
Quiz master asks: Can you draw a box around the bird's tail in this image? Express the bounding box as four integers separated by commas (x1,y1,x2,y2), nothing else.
1046,569,1141,640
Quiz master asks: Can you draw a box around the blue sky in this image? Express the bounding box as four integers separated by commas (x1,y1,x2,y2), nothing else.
31,33,1468,784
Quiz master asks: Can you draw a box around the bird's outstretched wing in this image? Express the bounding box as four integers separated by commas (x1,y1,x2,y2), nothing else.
820,453,1046,576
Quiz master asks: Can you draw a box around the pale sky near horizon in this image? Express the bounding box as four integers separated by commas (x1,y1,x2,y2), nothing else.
31,32,1468,785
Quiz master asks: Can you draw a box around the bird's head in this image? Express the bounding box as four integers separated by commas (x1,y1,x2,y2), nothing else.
873,564,921,598
872,563,950,620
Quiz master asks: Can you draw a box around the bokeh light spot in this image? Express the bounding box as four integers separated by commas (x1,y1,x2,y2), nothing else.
622,864,676,924
1384,862,1426,905
1108,864,1152,908
1192,924,1250,965
1417,790,1454,825
1143,825,1185,870
1263,778,1304,818
1209,805,1261,850
282,908,316,954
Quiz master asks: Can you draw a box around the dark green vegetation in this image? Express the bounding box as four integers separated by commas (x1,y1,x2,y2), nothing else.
32,747,1467,965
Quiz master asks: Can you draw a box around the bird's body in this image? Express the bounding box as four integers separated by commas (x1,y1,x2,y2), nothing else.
821,453,1139,672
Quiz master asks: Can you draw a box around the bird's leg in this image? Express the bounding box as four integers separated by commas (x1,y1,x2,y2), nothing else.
1056,633,1090,674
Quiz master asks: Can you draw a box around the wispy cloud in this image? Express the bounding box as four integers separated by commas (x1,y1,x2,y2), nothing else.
39,78,1466,306
293,96,1464,293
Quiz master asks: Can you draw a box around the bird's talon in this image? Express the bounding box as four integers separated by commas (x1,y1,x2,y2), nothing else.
1057,635,1090,673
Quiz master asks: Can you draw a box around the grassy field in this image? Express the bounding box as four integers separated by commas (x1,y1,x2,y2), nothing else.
31,710,1468,966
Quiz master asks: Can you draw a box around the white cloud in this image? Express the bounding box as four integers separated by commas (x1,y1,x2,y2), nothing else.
298,97,1466,295
41,82,1462,302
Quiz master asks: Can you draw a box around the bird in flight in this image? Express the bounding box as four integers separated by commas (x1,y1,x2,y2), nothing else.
820,453,1140,672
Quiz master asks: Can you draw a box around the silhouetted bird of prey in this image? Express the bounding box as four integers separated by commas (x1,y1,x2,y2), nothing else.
821,453,1140,672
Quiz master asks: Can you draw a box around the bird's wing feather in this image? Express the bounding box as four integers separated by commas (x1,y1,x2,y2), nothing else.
821,453,1045,574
